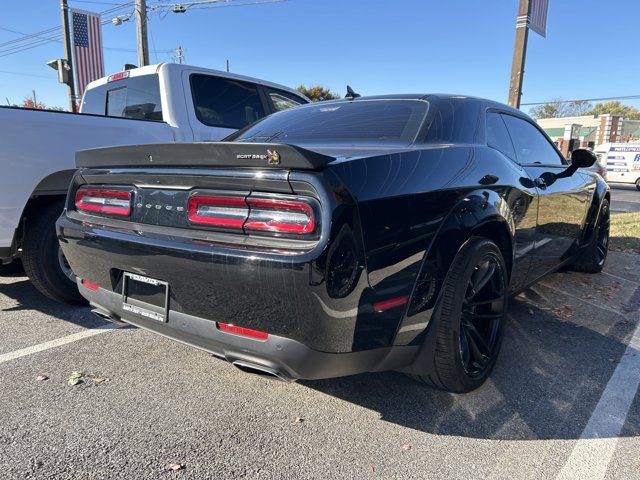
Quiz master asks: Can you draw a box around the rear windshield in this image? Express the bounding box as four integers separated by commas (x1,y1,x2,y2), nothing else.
233,100,428,145
81,74,163,121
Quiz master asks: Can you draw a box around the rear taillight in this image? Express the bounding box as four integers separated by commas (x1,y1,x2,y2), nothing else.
187,192,318,236
187,194,248,228
245,197,315,235
75,187,132,217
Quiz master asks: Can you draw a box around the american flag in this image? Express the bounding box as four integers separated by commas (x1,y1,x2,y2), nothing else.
529,0,549,38
70,9,104,98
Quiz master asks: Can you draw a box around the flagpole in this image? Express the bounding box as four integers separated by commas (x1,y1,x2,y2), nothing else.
60,0,77,112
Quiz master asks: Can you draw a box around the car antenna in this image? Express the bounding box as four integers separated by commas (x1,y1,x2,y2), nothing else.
345,85,361,100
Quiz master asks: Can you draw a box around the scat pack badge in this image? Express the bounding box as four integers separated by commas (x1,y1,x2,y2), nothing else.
236,150,281,165
267,150,281,165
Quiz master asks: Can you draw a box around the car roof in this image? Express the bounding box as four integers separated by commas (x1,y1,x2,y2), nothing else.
325,93,524,116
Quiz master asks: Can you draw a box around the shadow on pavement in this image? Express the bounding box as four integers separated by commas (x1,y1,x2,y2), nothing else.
303,268,640,441
0,277,108,329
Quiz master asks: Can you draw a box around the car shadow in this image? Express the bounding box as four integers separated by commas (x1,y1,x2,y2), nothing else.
0,277,110,329
301,284,639,440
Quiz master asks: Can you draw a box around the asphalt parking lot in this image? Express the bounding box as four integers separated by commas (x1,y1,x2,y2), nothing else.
1,252,639,479
610,183,640,214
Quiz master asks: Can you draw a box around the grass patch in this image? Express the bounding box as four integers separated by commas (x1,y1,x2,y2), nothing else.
610,212,640,253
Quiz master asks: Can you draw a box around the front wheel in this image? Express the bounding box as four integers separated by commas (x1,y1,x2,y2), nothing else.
412,237,508,393
21,200,86,305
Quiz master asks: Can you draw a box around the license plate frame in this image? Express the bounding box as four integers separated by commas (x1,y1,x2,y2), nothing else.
122,272,169,323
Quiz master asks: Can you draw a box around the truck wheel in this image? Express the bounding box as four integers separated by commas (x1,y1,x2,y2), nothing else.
570,199,610,274
22,200,86,305
411,237,508,393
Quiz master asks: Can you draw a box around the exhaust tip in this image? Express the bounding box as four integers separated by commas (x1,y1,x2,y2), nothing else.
90,307,127,325
232,360,292,382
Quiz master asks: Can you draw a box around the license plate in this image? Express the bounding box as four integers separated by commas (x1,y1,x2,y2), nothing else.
122,272,169,322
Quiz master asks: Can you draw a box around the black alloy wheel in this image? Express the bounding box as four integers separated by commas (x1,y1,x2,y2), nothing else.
459,253,506,378
411,237,508,393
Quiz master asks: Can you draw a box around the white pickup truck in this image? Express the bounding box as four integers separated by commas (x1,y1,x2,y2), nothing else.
0,62,308,303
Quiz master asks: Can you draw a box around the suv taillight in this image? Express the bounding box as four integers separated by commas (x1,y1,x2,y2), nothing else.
75,187,132,217
187,193,318,236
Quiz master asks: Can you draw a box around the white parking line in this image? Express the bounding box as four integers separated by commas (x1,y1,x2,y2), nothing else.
0,323,120,365
556,316,640,479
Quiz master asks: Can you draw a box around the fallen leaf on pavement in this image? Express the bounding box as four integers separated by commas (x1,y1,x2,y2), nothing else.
68,371,84,386
165,463,185,472
93,376,109,383
36,375,49,382
294,416,304,423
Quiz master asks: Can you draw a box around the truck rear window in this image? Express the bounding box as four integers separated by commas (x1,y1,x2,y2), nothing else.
81,74,163,121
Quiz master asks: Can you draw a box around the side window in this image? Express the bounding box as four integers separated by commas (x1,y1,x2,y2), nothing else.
267,88,306,112
501,114,565,166
486,112,516,160
191,75,266,129
83,74,163,120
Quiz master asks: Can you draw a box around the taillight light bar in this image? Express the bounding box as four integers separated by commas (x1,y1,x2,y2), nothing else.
187,192,318,237
75,187,132,217
245,197,315,235
187,195,248,228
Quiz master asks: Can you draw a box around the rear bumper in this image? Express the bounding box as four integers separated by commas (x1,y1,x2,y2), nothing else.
57,211,420,379
78,280,418,380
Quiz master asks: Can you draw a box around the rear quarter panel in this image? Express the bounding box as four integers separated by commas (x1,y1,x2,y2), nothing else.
328,145,538,347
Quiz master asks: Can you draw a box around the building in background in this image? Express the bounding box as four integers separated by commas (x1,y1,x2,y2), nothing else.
537,114,640,157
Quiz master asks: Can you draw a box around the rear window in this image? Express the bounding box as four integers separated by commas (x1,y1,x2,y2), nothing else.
191,75,266,129
233,100,428,145
81,74,163,121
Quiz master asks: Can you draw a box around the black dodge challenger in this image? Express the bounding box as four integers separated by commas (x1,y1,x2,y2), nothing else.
57,94,610,393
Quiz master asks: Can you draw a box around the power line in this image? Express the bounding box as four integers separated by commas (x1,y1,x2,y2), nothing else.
0,3,131,53
522,95,640,106
0,69,56,79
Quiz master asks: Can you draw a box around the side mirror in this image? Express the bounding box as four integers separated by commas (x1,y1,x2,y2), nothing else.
570,148,597,169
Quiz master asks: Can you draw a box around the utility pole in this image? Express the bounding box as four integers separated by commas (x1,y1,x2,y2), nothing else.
174,46,184,64
135,0,150,66
508,0,532,109
60,0,77,112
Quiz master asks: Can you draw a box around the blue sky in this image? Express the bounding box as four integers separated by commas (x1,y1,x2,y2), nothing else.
1,0,638,112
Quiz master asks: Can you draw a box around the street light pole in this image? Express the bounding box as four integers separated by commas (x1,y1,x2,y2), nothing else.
60,0,77,112
135,0,150,66
508,0,532,109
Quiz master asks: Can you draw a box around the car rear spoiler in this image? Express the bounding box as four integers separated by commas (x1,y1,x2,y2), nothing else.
75,142,336,170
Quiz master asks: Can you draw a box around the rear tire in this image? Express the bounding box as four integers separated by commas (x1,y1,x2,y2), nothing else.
570,199,610,274
636,179,640,191
22,200,86,305
412,237,508,393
